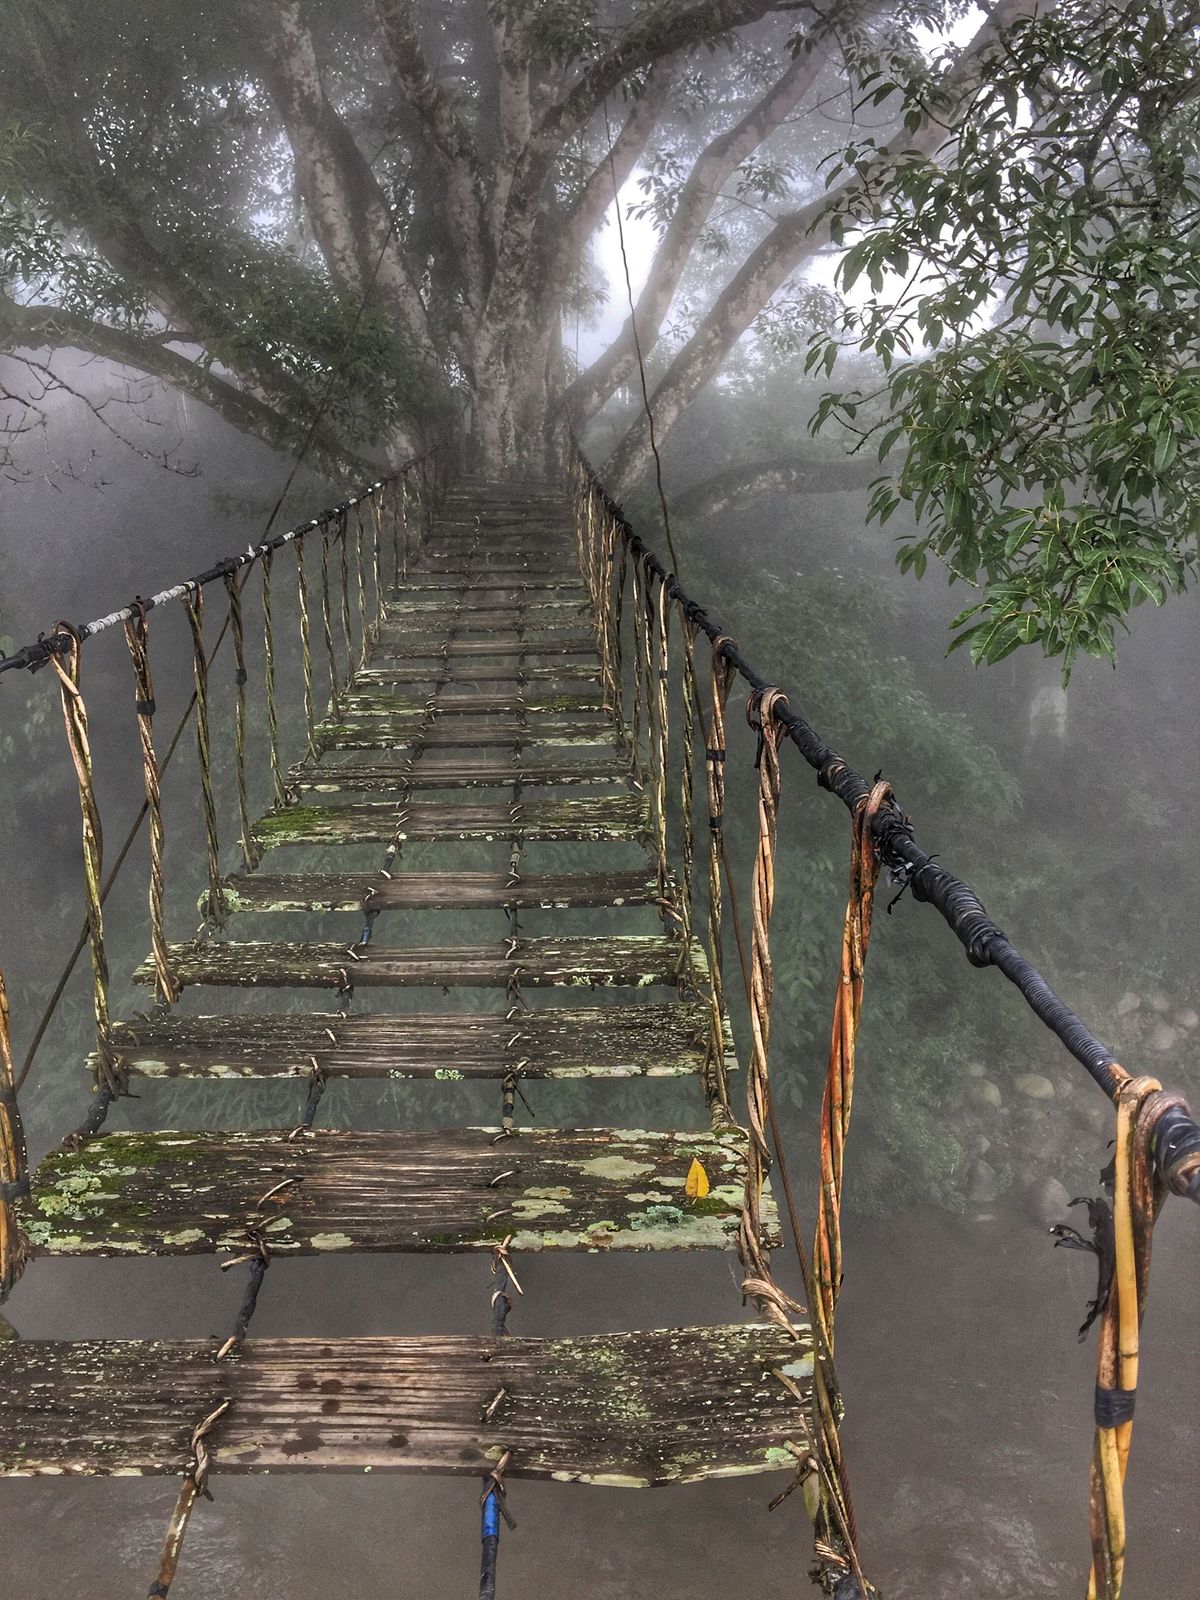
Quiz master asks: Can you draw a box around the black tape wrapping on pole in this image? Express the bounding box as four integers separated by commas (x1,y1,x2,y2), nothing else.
569,440,1200,1196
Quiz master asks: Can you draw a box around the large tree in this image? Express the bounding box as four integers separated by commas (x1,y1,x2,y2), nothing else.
0,0,1036,486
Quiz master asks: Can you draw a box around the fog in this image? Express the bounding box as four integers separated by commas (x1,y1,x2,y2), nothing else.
2,6,1198,1599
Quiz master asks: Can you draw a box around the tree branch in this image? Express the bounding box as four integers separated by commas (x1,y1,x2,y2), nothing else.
0,300,379,482
255,0,439,365
369,0,489,313
671,451,878,518
566,37,829,422
536,61,678,321
607,0,1047,493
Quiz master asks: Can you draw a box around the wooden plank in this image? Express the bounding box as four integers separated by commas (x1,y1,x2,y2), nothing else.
339,690,608,716
354,662,601,684
133,935,704,992
316,715,618,751
290,754,627,791
0,1324,810,1481
219,867,658,912
101,1000,719,1079
22,1126,773,1256
385,596,589,616
370,638,595,659
250,796,649,848
377,614,591,636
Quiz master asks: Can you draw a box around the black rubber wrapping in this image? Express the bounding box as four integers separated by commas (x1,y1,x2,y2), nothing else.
1152,1103,1200,1197
0,1175,30,1202
706,747,726,762
1094,1385,1137,1428
148,1583,171,1598
135,697,156,717
573,446,1199,1195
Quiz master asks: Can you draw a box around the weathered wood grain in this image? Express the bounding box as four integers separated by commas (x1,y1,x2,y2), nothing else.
250,796,649,848
339,689,608,716
316,714,617,751
133,935,704,992
23,1126,774,1256
219,867,658,912
290,754,627,792
371,638,595,659
101,1001,720,1079
0,1325,811,1481
354,662,601,684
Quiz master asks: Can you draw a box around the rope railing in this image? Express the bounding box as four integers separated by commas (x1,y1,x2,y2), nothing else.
568,438,1200,1600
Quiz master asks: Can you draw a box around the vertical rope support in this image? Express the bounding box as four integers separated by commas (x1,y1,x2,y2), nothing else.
677,614,699,953
393,477,405,595
0,965,30,1298
123,612,180,1006
369,489,384,628
49,628,120,1092
260,550,286,810
1085,1073,1164,1600
739,687,792,1318
651,572,671,903
698,645,736,1122
354,503,369,667
183,591,224,927
611,523,627,738
318,524,341,720
144,1399,230,1600
223,571,254,870
805,778,892,1591
295,535,318,759
337,507,354,676
629,555,648,786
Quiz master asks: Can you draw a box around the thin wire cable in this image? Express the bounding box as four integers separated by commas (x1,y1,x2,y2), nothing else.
601,96,682,578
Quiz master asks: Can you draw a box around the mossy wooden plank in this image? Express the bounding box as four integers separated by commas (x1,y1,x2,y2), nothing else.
389,590,588,611
377,614,591,636
315,715,619,751
133,935,704,991
219,867,658,912
0,1324,809,1480
290,754,626,792
340,690,608,717
23,1126,773,1256
100,1001,720,1079
355,663,601,685
400,574,583,590
249,796,649,848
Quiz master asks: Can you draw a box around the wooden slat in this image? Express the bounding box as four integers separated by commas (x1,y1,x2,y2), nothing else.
219,867,658,912
0,1325,810,1481
250,796,649,848
316,715,618,751
386,596,588,617
377,615,590,636
101,1001,720,1079
290,754,627,791
371,637,595,659
134,935,703,991
355,662,601,684
340,690,607,716
22,1126,771,1256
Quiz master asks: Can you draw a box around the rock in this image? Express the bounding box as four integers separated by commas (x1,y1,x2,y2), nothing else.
1147,991,1170,1014
1176,1008,1199,1030
1073,1096,1111,1135
1028,1175,1073,1228
1116,991,1141,1017
965,1157,1001,1204
970,1078,1003,1109
1149,1022,1179,1052
964,1060,987,1078
1014,1072,1055,1101
973,1135,992,1157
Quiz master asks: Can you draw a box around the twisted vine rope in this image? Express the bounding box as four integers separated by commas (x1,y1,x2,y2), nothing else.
49,628,120,1094
183,591,224,927
123,610,180,1007
0,967,29,1297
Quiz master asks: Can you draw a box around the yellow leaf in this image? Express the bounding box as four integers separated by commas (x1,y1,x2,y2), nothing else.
685,1157,710,1200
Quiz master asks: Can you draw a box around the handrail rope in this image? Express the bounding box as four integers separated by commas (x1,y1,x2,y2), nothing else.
569,442,1200,1205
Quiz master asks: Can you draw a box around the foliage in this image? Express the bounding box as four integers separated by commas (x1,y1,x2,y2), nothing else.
809,0,1200,677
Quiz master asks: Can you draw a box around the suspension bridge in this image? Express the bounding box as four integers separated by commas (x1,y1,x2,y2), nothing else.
0,443,1196,1600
